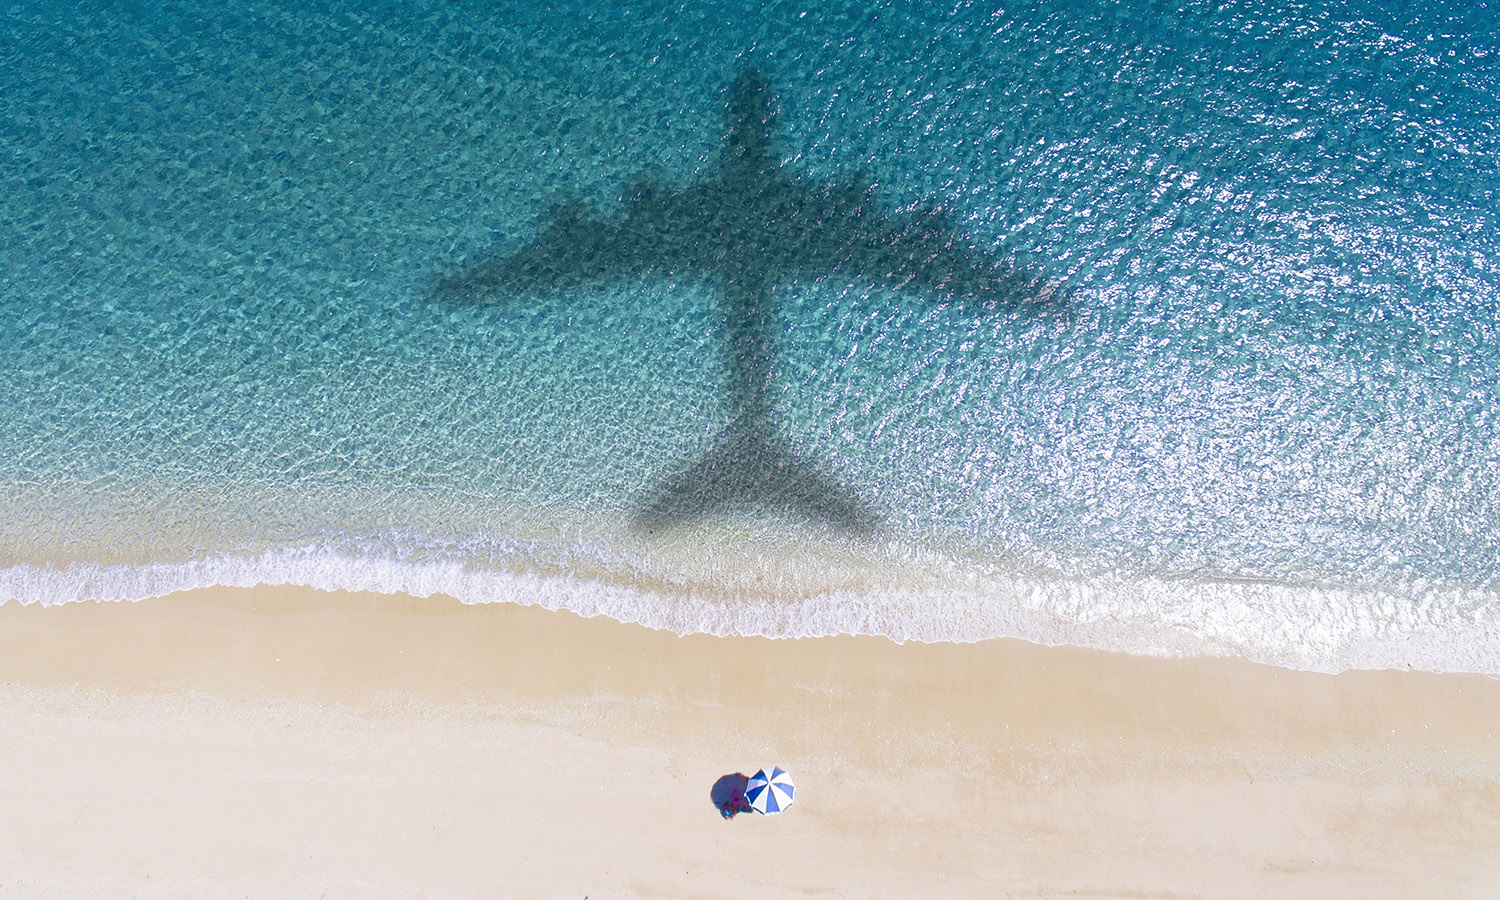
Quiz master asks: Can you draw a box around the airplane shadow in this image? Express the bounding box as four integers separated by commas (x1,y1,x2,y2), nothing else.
436,68,1069,535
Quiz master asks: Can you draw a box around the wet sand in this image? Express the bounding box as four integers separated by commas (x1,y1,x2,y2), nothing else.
3,586,1499,898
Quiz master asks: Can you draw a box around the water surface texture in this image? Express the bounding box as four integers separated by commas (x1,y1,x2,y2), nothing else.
3,0,1497,672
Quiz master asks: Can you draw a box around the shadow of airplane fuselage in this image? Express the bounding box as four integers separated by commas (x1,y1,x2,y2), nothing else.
437,69,1060,534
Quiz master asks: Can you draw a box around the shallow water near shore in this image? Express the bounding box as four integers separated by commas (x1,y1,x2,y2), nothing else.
2,0,1497,672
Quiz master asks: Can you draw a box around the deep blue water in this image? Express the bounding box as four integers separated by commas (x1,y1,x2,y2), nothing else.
2,0,1497,671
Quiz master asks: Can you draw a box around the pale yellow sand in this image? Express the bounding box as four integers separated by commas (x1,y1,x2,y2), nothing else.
2,587,1499,899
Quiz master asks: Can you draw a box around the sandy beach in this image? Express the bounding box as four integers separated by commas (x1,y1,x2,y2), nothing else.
2,586,1498,899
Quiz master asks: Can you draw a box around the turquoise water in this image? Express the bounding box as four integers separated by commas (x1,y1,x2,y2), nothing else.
2,0,1497,672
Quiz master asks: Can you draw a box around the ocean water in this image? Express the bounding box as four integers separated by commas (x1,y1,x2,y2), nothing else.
2,0,1497,673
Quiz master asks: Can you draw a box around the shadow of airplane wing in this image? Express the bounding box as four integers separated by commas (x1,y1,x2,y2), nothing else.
435,182,703,299
791,180,1066,317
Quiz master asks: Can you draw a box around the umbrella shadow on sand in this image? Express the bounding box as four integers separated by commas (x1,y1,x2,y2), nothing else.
711,772,752,819
437,67,1071,535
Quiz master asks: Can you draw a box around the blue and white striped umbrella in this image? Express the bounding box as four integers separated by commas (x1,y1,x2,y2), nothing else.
745,767,795,814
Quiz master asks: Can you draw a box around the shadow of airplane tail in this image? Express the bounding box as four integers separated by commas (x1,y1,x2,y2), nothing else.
631,415,878,535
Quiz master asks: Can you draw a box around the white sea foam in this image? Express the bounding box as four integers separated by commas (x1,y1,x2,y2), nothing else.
3,540,1496,675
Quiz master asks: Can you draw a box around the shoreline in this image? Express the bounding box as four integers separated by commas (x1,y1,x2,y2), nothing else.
4,586,1500,897
6,546,1497,676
